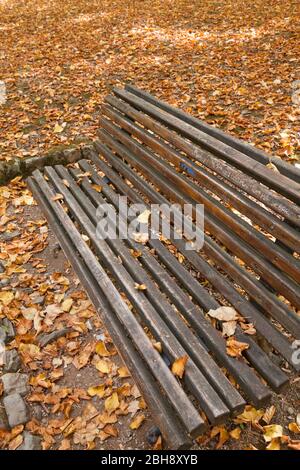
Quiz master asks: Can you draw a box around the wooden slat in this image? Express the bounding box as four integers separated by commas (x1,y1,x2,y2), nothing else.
57,164,246,415
30,169,206,438
27,176,192,450
113,88,300,205
101,103,299,254
125,84,300,183
106,94,300,227
44,166,230,425
90,141,299,369
95,129,300,336
79,157,288,393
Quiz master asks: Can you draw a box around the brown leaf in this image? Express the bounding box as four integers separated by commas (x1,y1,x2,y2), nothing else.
288,440,300,450
8,434,23,450
262,405,276,424
226,337,249,357
58,438,71,450
73,341,94,369
171,355,188,379
288,422,300,434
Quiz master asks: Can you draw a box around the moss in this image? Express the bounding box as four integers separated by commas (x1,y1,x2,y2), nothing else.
0,143,88,186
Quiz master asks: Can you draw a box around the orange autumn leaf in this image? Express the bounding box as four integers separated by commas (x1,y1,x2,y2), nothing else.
130,414,146,430
171,355,188,379
226,337,249,357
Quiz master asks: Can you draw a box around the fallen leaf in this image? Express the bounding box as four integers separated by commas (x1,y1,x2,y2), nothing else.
134,283,147,291
171,355,188,379
222,320,237,337
118,366,130,378
62,298,73,312
211,425,230,449
58,438,71,450
263,424,283,442
226,337,249,357
0,291,14,306
288,422,300,434
235,405,265,425
229,427,241,440
87,384,106,398
137,210,151,223
54,123,64,133
127,399,140,415
263,405,276,424
240,323,256,335
208,306,238,322
105,392,119,414
73,342,94,369
132,232,149,244
288,440,300,450
153,435,163,450
130,413,145,430
266,438,281,450
8,434,23,450
91,184,102,193
95,341,111,357
95,358,112,374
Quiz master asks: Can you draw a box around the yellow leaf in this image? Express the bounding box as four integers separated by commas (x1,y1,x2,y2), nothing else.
266,162,279,172
54,123,64,133
289,422,300,434
208,306,238,322
95,359,111,374
235,405,264,424
87,384,106,398
266,438,281,450
134,283,147,291
130,413,145,430
177,253,185,264
211,425,229,449
95,341,111,357
62,298,73,312
230,427,241,440
153,341,162,353
0,291,14,305
118,366,131,378
263,424,283,442
171,355,188,379
105,392,119,414
132,232,149,244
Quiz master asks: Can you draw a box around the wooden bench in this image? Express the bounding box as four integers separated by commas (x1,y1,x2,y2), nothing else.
27,86,300,449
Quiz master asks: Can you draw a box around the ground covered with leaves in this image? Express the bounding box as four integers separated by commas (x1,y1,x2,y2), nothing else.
0,0,300,451
0,0,299,163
